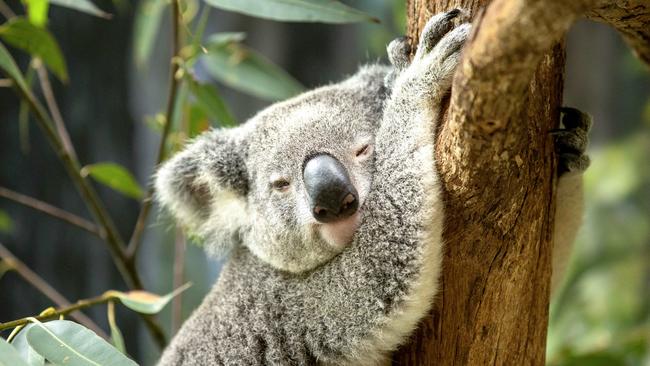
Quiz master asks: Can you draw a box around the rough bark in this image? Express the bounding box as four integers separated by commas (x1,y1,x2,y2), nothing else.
393,0,650,364
587,1,650,67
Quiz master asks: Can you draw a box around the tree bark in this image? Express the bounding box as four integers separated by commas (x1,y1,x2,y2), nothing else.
393,0,650,364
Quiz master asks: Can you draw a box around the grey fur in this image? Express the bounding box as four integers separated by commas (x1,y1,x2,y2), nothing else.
155,11,588,366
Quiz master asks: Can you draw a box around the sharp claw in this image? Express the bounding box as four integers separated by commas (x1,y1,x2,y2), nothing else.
445,9,462,20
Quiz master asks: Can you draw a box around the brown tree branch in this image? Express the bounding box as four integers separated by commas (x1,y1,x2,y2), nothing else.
0,186,102,237
396,0,648,364
587,0,650,67
393,0,614,364
0,242,108,339
0,0,15,19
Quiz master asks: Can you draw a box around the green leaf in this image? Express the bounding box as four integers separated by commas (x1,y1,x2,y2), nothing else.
203,0,379,24
107,283,191,314
207,31,245,46
187,76,236,127
25,320,137,366
49,0,111,18
186,104,210,138
0,210,13,234
0,42,30,92
0,337,30,366
81,163,143,200
107,321,125,355
0,19,68,82
202,37,304,101
23,0,50,28
106,302,125,354
10,325,45,366
133,0,167,66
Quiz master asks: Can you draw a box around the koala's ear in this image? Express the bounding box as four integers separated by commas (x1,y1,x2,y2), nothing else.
155,126,250,253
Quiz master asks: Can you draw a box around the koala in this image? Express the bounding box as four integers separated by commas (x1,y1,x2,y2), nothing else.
155,10,590,366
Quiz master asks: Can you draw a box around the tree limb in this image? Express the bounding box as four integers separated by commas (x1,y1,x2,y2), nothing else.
393,0,649,363
587,0,650,67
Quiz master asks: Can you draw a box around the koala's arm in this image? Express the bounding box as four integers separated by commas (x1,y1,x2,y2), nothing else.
551,107,592,292
155,126,250,253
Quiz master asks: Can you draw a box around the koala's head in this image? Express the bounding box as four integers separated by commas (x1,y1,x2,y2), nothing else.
156,65,389,273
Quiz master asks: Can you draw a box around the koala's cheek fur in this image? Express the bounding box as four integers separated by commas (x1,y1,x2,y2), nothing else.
245,210,342,273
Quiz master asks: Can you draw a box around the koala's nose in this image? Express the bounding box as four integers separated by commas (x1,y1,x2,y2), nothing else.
303,154,359,223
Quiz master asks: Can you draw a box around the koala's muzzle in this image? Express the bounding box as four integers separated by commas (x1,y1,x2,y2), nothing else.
303,154,359,223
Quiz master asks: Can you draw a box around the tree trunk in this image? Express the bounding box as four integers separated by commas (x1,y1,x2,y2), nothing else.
393,0,650,364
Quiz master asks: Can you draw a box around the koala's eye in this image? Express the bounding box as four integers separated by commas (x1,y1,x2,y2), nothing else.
271,178,291,192
355,144,372,158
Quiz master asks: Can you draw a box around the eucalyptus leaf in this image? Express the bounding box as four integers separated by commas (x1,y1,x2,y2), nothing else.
187,77,236,127
10,325,45,366
0,42,30,92
108,283,191,314
0,19,68,82
202,40,304,101
23,0,49,28
0,209,13,234
25,320,137,366
49,0,111,18
108,321,125,354
203,0,379,24
0,337,30,366
207,32,245,46
133,0,167,66
187,104,210,138
106,304,126,354
81,163,143,199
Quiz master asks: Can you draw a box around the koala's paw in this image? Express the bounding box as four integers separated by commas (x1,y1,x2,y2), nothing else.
553,107,592,176
389,9,471,100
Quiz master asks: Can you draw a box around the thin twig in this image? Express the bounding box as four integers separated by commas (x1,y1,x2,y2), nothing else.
0,242,109,339
0,0,15,19
0,293,110,331
127,0,183,259
0,78,12,87
171,229,186,334
0,186,102,237
35,60,78,161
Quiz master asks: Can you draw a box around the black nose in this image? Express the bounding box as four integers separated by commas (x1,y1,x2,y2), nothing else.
303,154,359,223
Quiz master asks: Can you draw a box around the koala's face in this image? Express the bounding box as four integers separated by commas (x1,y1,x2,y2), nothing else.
241,86,382,272
155,66,389,274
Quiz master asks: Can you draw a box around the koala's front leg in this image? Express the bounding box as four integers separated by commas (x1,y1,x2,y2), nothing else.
552,107,592,293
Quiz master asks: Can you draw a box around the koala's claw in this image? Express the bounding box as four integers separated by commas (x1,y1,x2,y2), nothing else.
554,107,592,175
429,23,471,62
415,9,463,60
385,11,470,99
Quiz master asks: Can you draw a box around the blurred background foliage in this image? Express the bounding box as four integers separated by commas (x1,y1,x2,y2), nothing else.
0,0,648,365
